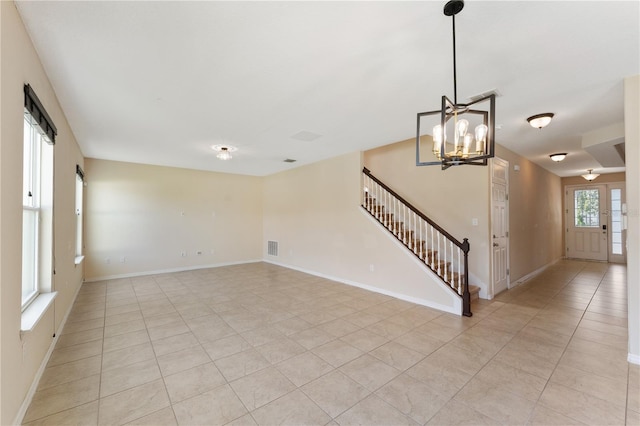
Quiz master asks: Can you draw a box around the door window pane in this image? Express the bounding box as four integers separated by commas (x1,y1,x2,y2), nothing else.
610,188,623,255
574,189,599,227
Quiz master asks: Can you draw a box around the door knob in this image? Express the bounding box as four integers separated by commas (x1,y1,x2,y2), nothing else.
493,243,499,247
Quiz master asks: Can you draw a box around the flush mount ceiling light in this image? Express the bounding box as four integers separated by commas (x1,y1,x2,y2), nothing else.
549,153,567,162
582,169,600,181
211,144,237,161
416,0,496,170
527,113,554,129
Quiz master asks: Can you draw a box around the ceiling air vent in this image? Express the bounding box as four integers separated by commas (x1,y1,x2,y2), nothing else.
291,131,322,142
467,89,501,103
267,241,279,257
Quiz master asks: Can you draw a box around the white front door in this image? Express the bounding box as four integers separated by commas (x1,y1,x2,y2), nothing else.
566,185,608,261
491,158,509,296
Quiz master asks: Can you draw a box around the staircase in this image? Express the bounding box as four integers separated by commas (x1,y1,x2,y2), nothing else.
362,167,474,316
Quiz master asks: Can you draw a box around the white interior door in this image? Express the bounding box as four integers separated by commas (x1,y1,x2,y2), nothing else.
566,185,608,261
491,158,509,296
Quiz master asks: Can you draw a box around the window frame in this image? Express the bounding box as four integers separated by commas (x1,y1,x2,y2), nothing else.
22,112,45,310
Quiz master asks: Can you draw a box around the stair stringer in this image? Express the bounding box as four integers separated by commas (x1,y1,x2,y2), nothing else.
359,208,463,316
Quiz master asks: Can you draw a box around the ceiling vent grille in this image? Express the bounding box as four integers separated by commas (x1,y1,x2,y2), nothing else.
267,241,279,257
467,89,501,103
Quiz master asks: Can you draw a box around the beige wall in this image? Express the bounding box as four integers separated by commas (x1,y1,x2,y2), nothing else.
495,145,564,283
1,2,85,423
624,75,639,363
262,151,461,313
84,159,263,280
364,139,491,295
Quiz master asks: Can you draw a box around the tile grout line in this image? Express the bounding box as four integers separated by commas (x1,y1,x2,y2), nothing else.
525,263,626,425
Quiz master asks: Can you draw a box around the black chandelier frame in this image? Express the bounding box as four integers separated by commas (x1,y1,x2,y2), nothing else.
415,0,496,170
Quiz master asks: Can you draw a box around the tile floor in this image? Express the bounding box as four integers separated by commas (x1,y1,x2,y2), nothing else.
22,260,638,425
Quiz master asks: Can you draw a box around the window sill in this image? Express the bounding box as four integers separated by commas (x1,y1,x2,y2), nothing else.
21,292,57,334
74,255,85,265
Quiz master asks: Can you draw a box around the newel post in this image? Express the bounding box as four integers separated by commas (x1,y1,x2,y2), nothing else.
461,238,472,317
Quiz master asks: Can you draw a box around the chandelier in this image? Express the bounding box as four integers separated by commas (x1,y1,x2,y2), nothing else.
582,169,600,181
416,0,496,170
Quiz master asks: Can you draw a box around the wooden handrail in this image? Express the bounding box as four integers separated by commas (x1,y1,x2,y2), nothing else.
363,167,468,252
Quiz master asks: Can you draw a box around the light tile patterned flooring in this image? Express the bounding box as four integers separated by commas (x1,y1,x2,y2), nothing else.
23,260,638,425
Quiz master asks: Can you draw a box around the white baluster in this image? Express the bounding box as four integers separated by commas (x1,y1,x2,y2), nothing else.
430,224,434,268
457,246,462,294
387,192,392,230
437,232,441,275
403,205,407,244
376,183,380,219
364,176,369,210
393,197,397,235
419,218,423,260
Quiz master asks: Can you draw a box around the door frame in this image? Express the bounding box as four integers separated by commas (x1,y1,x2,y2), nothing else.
564,182,627,263
490,157,510,298
565,184,608,261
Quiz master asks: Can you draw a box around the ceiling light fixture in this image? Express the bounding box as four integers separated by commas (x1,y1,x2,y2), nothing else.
416,0,496,170
527,113,554,129
549,153,567,162
582,169,600,181
211,144,237,161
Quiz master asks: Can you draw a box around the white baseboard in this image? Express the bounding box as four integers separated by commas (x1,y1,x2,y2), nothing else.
511,258,561,287
263,258,461,316
359,209,463,310
628,353,640,365
14,280,84,426
84,259,262,282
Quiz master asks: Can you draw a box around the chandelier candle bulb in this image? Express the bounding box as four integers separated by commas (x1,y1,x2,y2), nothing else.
433,125,444,156
455,119,469,152
463,134,473,156
475,124,487,154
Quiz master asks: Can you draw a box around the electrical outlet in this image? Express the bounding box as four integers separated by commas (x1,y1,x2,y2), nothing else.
181,250,187,257
369,264,375,272
120,256,126,263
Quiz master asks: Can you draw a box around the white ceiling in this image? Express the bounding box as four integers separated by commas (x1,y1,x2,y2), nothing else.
16,1,639,177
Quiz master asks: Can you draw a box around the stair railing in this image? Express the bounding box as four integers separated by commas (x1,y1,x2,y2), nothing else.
362,167,472,316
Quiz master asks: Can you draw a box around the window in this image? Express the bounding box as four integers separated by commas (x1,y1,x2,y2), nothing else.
22,84,56,311
75,165,85,262
574,189,600,228
610,188,623,255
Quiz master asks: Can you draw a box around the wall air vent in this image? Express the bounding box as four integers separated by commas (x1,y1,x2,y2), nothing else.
267,240,279,256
